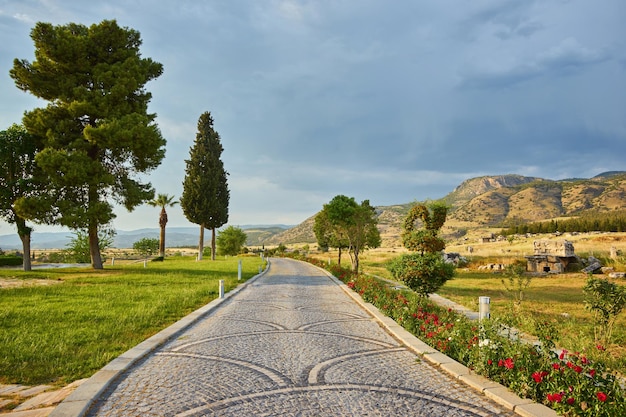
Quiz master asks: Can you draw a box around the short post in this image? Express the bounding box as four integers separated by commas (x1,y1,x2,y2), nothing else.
479,296,490,321
143,260,147,268
111,257,115,266
259,266,262,274
238,259,242,281
219,279,224,298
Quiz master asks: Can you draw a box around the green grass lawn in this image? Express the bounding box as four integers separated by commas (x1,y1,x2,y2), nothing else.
0,255,264,386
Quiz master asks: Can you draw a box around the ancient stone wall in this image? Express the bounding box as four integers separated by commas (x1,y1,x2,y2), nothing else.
533,239,575,257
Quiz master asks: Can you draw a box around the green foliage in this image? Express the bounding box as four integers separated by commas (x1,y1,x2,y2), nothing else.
0,255,23,267
391,201,454,296
147,193,178,257
388,253,455,297
318,195,380,274
329,269,626,416
10,20,165,269
180,112,229,260
133,237,159,258
216,226,247,256
64,228,116,263
501,210,626,235
314,207,349,253
501,261,533,312
402,202,448,253
0,124,44,271
583,276,626,345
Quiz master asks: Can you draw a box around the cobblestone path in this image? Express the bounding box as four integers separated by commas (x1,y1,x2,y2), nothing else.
86,258,515,416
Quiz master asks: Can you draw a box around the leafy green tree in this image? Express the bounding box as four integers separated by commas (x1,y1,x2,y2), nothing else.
389,201,455,296
0,124,43,271
322,195,381,274
216,226,247,256
10,20,165,269
314,206,350,265
147,193,178,257
64,227,116,263
133,237,159,259
180,112,229,260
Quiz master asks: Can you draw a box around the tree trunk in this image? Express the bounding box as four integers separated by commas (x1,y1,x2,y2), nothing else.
198,225,205,260
16,216,32,271
159,207,167,257
337,247,342,266
159,224,166,257
211,227,216,260
89,221,103,269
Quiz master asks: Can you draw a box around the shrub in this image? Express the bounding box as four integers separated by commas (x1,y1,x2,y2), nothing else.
583,276,626,345
387,252,455,297
0,255,23,267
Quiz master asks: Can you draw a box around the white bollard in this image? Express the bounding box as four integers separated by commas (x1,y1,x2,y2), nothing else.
238,259,242,281
259,266,262,274
143,260,147,268
111,257,115,266
219,279,224,299
479,296,490,321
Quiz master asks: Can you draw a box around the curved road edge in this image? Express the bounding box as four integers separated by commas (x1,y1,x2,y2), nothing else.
48,260,272,417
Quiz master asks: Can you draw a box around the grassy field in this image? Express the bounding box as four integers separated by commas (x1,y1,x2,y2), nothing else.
0,255,264,386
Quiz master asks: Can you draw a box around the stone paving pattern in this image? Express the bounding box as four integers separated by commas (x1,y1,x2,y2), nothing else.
85,258,515,416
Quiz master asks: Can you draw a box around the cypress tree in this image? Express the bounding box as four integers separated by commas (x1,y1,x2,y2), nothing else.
180,112,229,260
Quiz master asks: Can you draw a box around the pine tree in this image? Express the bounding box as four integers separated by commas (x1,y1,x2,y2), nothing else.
10,20,165,269
180,112,229,260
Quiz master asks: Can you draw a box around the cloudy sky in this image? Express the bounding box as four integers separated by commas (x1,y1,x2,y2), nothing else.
1,0,624,235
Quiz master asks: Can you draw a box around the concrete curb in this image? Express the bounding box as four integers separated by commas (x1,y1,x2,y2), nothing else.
320,268,558,417
48,260,271,417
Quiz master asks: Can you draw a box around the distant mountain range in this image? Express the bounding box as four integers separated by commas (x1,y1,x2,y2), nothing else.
0,225,292,251
2,172,624,250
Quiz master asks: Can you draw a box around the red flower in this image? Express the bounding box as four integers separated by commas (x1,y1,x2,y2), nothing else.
596,344,606,351
498,359,504,367
532,372,543,383
589,369,596,377
559,349,567,360
552,363,561,370
566,397,575,405
547,393,563,403
597,392,607,402
504,358,514,370
487,359,493,366
574,365,583,373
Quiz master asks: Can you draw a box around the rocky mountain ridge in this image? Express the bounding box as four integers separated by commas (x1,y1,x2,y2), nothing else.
264,172,626,246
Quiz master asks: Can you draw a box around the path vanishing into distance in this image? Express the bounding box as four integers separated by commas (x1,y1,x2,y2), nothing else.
49,258,555,417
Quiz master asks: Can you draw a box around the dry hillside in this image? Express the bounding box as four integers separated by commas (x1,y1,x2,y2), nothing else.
262,172,626,247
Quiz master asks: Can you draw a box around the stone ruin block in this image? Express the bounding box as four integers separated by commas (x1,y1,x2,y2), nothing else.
533,239,575,257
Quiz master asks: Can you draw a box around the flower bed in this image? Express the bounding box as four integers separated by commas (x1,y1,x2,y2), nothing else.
301,256,626,417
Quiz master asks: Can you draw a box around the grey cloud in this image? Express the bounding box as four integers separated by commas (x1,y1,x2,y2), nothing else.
458,38,610,90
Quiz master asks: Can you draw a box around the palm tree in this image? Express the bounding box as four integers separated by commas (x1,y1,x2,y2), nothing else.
148,193,178,257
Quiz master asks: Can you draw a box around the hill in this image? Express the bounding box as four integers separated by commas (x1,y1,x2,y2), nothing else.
3,172,624,250
266,171,626,247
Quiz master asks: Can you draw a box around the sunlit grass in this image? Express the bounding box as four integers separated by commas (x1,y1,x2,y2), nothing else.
0,255,264,386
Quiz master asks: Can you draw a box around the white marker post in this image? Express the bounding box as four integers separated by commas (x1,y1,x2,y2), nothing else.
219,280,224,299
479,296,490,321
238,259,242,281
